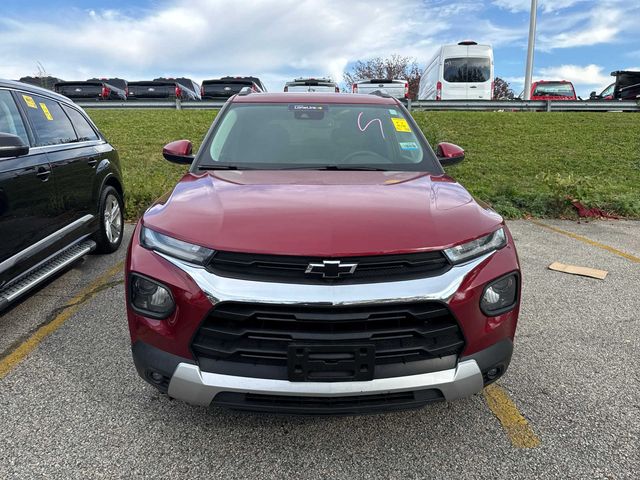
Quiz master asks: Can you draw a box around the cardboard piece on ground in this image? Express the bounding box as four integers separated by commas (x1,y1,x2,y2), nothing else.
548,262,608,280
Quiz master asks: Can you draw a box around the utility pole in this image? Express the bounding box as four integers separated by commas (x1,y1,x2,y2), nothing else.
523,0,538,100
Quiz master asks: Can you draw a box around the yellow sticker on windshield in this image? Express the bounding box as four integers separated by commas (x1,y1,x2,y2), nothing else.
39,103,53,121
391,117,411,132
22,95,37,109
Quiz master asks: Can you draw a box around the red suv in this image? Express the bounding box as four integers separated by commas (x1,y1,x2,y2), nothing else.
528,80,577,100
126,92,521,414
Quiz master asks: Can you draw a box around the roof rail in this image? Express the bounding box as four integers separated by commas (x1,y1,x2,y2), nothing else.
368,89,392,98
237,86,254,96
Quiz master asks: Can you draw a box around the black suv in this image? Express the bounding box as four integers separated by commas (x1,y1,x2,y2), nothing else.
0,80,125,309
200,77,265,99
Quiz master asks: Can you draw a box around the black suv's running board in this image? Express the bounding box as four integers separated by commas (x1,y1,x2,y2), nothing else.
0,239,96,310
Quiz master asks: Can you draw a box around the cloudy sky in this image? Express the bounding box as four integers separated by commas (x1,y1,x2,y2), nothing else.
1,0,638,96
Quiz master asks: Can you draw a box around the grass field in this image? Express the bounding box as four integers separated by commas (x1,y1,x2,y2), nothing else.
87,109,640,220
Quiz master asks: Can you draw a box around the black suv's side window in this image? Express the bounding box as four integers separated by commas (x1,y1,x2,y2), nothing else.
21,94,77,146
62,105,99,142
0,90,29,144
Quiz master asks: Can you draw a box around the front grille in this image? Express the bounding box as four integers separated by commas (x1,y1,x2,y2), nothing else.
213,389,444,415
206,250,451,284
192,302,465,380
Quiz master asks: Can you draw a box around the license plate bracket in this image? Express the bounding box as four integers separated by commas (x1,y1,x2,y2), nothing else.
287,344,375,382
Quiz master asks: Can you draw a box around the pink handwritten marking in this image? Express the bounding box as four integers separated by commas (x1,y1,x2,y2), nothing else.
357,111,385,139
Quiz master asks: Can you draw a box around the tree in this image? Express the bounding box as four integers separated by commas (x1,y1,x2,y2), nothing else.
493,77,515,100
344,55,421,99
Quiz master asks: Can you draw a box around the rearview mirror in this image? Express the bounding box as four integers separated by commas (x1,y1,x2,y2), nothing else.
163,139,194,165
436,142,465,167
0,133,29,159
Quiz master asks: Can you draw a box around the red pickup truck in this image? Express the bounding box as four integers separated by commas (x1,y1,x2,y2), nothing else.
126,91,521,414
528,80,577,100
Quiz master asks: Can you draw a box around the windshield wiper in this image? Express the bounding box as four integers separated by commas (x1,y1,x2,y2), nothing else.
282,165,388,171
198,164,253,170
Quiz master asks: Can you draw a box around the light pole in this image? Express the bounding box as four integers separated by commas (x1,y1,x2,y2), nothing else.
523,0,538,100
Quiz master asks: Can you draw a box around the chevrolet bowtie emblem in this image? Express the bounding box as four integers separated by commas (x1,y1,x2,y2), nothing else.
305,260,358,279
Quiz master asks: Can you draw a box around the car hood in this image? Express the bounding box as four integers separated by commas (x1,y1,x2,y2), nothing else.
143,171,503,257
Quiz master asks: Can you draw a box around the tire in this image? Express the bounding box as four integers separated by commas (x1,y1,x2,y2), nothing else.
93,186,124,254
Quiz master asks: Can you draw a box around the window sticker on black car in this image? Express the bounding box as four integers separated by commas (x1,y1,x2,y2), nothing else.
39,103,53,121
22,95,37,109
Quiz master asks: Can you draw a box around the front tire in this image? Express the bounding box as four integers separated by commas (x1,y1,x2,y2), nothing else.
93,186,124,253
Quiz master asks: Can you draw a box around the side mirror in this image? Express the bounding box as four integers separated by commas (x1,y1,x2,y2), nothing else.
0,133,29,159
589,91,597,99
436,142,465,167
162,139,194,164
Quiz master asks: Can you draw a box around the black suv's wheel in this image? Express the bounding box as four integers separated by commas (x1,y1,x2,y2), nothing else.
93,186,124,253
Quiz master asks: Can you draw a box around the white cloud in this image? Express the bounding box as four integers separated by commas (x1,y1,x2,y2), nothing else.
493,0,588,14
0,0,462,90
537,6,622,50
537,64,609,85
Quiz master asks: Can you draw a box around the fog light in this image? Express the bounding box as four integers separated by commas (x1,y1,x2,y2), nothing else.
480,273,518,315
130,274,175,319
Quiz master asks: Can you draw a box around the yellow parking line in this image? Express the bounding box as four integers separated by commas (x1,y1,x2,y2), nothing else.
0,260,124,380
483,384,541,449
530,220,640,263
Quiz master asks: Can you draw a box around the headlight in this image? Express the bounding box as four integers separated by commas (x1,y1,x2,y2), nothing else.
444,228,507,264
480,273,519,315
130,274,175,319
140,225,214,265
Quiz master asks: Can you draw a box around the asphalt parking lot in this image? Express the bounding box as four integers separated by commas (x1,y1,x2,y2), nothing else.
1,220,638,479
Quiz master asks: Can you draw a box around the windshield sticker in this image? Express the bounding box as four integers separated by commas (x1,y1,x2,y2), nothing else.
399,141,419,150
39,103,53,121
22,95,37,109
289,104,326,111
357,111,385,139
391,117,411,132
389,109,398,115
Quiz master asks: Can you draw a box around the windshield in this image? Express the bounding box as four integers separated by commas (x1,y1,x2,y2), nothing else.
443,58,491,83
198,103,439,171
533,83,575,96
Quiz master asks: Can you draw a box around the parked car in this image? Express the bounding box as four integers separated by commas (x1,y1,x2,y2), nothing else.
128,78,201,101
419,41,494,100
284,77,339,93
0,79,125,309
352,79,409,100
527,80,577,101
126,91,521,415
590,71,640,100
54,79,127,101
201,77,265,99
589,83,615,101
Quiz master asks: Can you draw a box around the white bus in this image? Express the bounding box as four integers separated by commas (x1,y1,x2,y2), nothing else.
418,41,494,100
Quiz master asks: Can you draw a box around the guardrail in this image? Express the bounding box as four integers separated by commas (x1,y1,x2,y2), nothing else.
407,99,640,112
76,98,640,112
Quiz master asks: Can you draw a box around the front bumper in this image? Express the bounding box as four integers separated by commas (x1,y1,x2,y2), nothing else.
132,339,512,413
